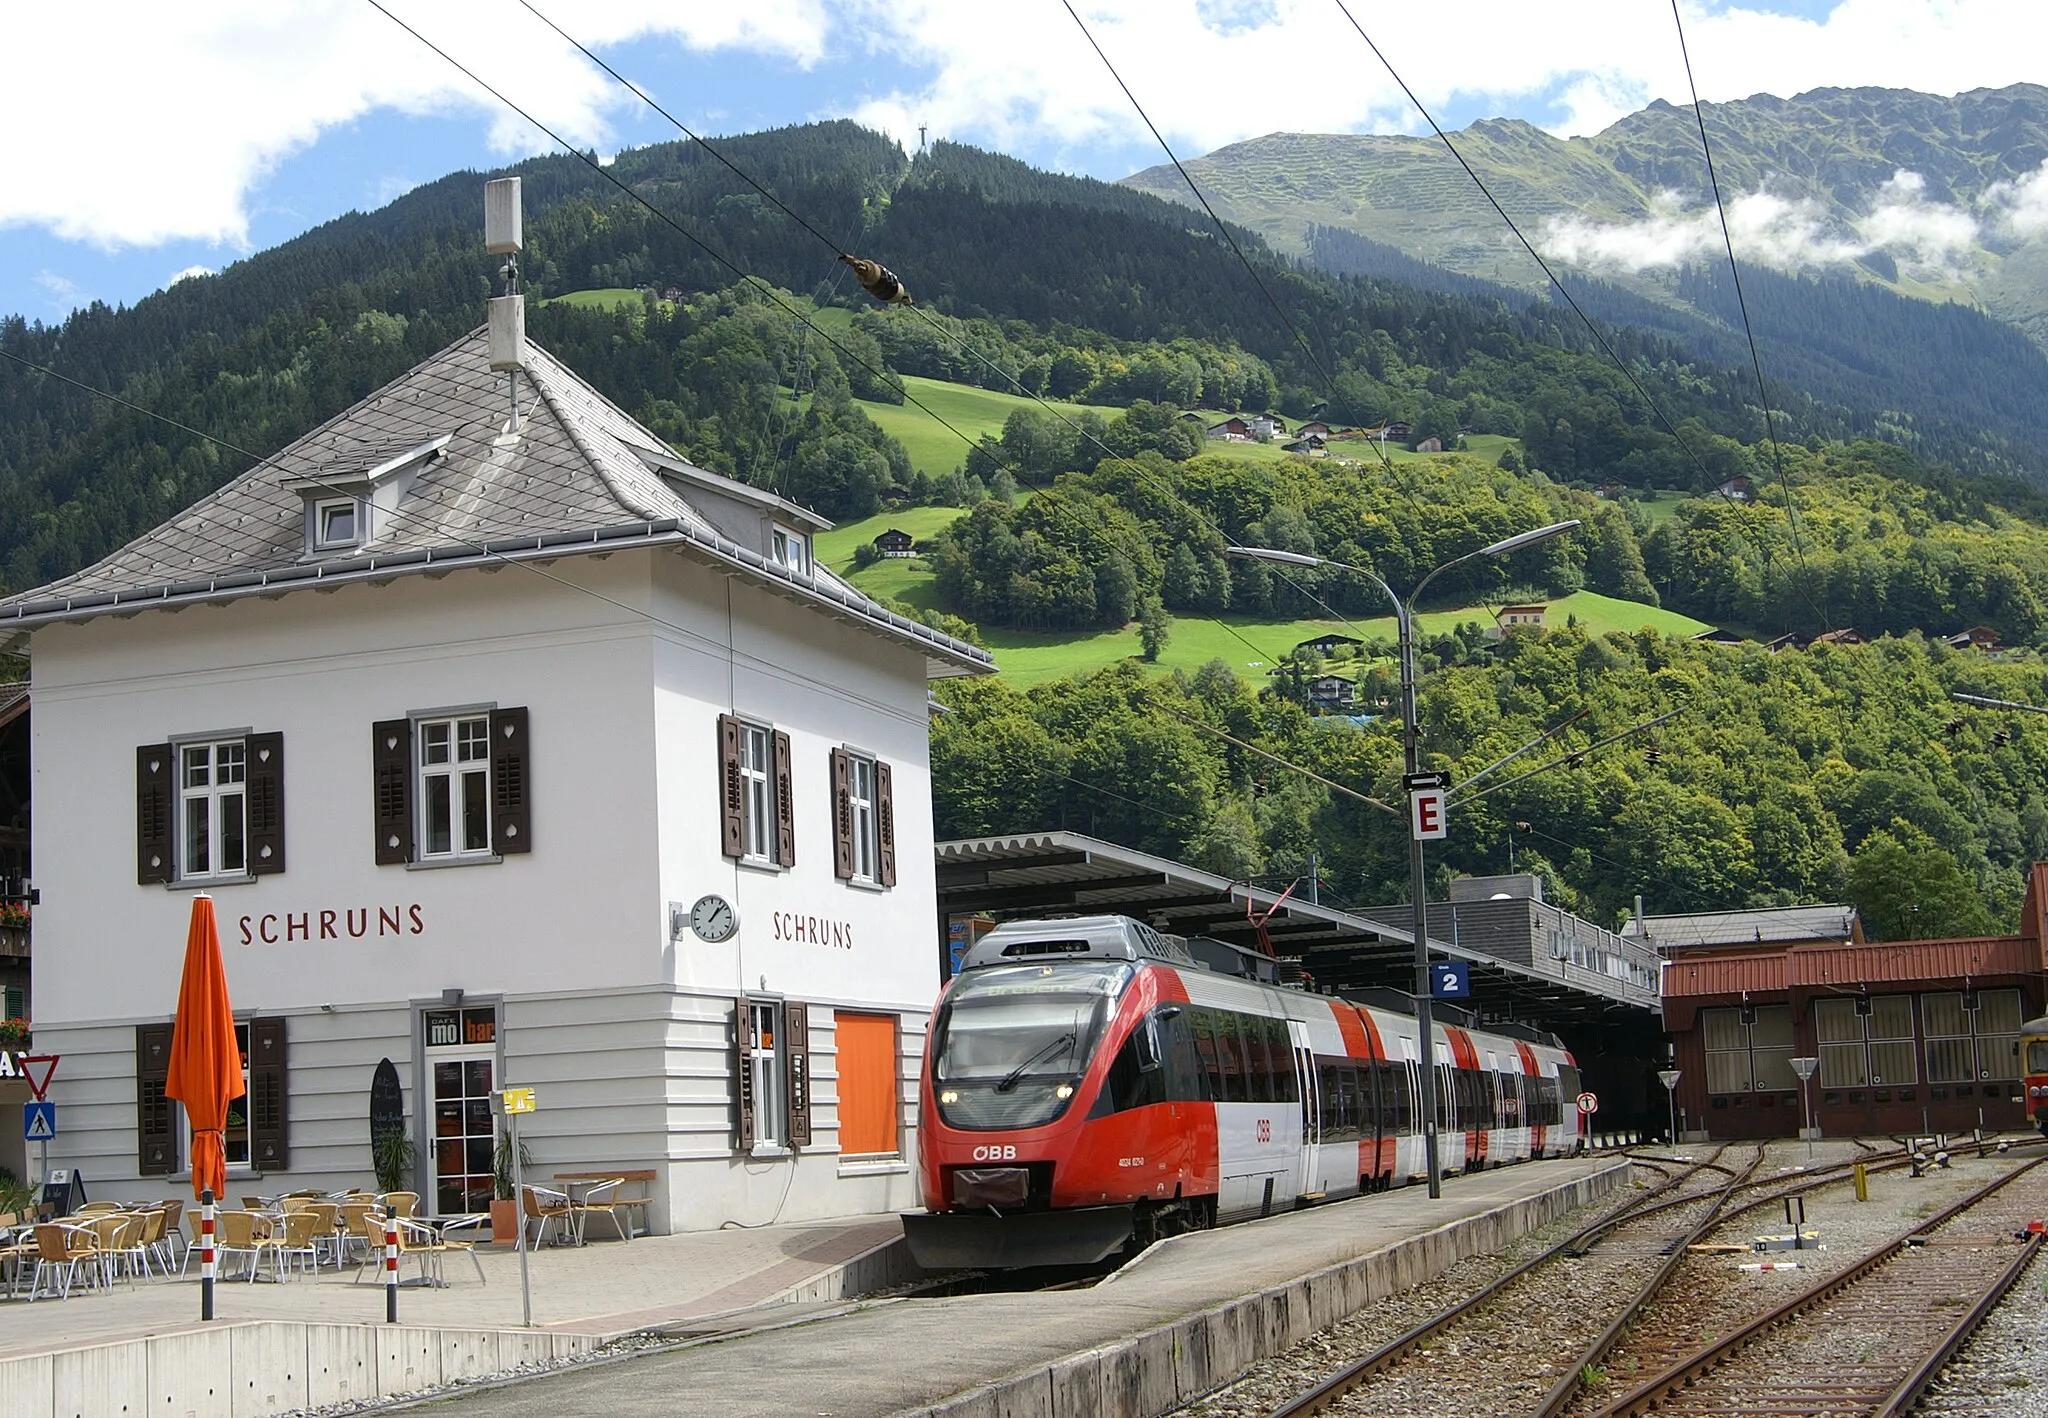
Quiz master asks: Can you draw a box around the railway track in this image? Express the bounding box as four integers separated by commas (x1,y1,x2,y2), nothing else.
1258,1142,1957,1418
1588,1155,2048,1418
1261,1145,1769,1417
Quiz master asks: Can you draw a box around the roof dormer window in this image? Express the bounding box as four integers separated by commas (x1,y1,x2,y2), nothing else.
312,497,364,553
772,527,812,577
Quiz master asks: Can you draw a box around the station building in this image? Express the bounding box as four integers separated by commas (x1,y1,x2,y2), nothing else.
1655,870,2048,1140
0,246,991,1230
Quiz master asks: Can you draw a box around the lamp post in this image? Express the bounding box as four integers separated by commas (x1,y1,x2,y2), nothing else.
1789,1055,1819,1159
1657,1068,1682,1146
1228,519,1579,1198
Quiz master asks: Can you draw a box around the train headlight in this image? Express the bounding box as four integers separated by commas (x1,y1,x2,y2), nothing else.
1055,1083,1074,1100
940,1090,959,1105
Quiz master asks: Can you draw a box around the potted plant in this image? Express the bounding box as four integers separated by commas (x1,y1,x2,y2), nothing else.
490,1129,532,1245
371,1125,416,1196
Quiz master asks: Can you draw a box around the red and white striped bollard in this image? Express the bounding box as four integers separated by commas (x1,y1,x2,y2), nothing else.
384,1216,400,1323
199,1189,217,1321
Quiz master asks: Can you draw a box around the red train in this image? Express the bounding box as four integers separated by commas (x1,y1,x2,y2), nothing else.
904,915,1586,1269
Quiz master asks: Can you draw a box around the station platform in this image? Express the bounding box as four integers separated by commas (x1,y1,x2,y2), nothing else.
429,1153,1630,1418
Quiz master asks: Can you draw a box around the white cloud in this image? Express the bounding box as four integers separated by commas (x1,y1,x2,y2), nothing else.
1542,187,1864,274
34,271,88,312
167,265,216,286
0,0,831,249
1540,167,2005,280
5,1,2048,251
1985,161,2048,238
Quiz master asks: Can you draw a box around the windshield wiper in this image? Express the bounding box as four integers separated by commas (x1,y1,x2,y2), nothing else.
994,1032,1076,1092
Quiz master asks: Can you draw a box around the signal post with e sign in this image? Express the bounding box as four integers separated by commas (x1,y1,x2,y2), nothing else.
499,1085,537,1326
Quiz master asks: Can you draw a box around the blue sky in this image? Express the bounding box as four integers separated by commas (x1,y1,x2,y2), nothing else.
1,0,2037,323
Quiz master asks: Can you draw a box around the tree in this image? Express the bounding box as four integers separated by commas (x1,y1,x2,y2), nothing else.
1138,594,1171,661
1846,820,1998,941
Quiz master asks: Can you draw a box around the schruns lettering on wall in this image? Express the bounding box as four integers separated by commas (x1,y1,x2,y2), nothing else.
239,906,425,945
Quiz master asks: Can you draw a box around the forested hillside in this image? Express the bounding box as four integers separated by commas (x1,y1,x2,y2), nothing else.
0,119,2023,593
933,629,2048,939
8,118,2048,929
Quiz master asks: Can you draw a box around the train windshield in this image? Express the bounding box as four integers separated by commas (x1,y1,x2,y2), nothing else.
931,962,1132,1130
2029,1040,2048,1073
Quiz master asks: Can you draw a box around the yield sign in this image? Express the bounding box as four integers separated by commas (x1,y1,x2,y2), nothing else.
19,1054,58,1102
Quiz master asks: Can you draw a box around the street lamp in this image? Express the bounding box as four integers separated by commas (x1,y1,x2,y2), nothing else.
1228,519,1580,1198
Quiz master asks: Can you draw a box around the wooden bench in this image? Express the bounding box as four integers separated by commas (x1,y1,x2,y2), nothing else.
554,1170,656,1239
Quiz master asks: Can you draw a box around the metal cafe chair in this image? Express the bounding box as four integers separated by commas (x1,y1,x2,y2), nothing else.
571,1178,633,1243
521,1185,574,1247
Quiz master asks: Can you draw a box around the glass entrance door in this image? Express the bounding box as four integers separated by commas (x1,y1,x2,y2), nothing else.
424,1006,497,1214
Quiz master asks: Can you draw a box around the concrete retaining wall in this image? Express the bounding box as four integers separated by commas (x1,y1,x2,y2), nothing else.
910,1161,1630,1418
0,1318,599,1418
774,1234,922,1309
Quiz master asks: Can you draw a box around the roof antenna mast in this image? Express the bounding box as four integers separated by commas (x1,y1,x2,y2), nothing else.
484,177,526,438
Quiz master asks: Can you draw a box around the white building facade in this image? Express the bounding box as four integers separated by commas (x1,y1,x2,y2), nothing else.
2,322,989,1232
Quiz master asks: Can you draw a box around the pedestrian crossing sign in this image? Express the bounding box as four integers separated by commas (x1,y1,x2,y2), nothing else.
23,1101,55,1140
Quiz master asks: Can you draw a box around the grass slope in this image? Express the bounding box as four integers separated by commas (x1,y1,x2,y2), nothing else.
855,377,1119,479
978,592,1711,687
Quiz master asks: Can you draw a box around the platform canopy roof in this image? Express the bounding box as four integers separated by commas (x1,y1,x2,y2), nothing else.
936,831,1660,1033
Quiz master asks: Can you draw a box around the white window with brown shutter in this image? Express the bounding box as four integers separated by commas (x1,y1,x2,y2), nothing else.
733,997,810,1154
135,1016,290,1175
373,708,529,865
718,715,793,867
137,732,286,886
831,748,896,888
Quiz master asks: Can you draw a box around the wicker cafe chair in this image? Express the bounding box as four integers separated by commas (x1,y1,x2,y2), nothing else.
340,1203,384,1268
153,1199,186,1268
348,1209,396,1284
87,1212,148,1285
431,1213,489,1282
381,1190,421,1219
0,1223,39,1299
214,1210,270,1282
301,1202,345,1269
521,1185,573,1247
27,1223,101,1301
255,1210,324,1281
571,1178,632,1243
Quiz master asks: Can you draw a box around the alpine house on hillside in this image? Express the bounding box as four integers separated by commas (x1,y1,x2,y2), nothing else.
0,180,992,1233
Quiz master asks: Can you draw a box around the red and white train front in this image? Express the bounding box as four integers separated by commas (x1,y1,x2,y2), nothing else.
904,915,1584,1269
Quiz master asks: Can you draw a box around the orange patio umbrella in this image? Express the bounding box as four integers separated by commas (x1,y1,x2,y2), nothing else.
164,894,245,1202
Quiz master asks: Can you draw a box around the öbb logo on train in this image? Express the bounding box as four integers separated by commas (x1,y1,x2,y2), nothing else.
972,1144,1019,1162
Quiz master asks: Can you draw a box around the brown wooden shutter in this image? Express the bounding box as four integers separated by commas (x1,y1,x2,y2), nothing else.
136,1023,176,1176
246,732,285,876
489,706,531,855
718,715,744,860
773,729,796,867
248,1016,289,1170
372,720,413,865
830,749,854,880
786,1002,812,1147
733,999,755,1152
137,744,174,885
876,760,897,888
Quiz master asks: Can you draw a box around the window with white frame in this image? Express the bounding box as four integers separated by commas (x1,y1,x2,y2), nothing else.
749,1000,787,1149
772,527,811,576
180,739,247,880
313,497,364,550
739,721,774,860
419,715,492,858
848,753,878,882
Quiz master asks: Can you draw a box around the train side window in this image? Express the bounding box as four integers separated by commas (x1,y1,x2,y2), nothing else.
1231,1013,1267,1104
1102,1019,1170,1114
1270,1017,1300,1103
1191,1008,1226,1101
1159,1007,1208,1102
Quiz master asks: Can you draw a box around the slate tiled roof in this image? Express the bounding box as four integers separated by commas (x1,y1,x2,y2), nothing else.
0,331,991,678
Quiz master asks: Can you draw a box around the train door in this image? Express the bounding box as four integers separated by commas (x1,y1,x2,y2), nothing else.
1288,1017,1325,1201
1434,1040,1463,1174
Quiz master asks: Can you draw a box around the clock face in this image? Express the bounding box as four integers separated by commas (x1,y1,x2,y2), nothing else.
690,894,738,942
